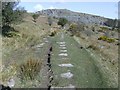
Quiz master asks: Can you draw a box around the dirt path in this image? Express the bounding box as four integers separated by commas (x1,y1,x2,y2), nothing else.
48,31,108,88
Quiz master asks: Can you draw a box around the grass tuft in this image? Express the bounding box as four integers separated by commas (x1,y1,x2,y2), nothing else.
19,59,42,80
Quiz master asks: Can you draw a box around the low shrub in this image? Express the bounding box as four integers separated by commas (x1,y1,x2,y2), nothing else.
107,38,115,43
98,36,115,43
87,45,99,50
98,36,107,41
100,26,109,31
49,30,57,37
19,59,42,80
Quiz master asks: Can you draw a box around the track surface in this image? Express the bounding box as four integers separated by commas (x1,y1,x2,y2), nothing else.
48,31,107,88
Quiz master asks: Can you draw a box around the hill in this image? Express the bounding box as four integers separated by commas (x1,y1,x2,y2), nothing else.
37,9,117,27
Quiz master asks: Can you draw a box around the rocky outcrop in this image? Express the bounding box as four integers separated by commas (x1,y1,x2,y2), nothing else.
37,9,116,26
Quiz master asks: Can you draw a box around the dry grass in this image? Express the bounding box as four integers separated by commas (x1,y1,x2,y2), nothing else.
18,59,42,80
1,13,50,86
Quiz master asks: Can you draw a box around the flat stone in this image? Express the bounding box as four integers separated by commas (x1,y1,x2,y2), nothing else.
61,72,73,79
58,64,74,67
61,58,69,60
60,45,66,47
58,53,68,56
64,84,75,88
45,40,48,43
59,47,67,49
60,50,67,53
36,43,45,48
57,42,66,44
7,78,15,88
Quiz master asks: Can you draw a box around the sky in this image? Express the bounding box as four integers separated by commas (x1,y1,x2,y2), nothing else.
18,2,118,19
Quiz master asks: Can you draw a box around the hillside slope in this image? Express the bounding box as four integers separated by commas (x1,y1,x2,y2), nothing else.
38,9,117,27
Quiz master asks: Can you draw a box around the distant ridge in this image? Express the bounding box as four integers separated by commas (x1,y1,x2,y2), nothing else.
37,9,116,27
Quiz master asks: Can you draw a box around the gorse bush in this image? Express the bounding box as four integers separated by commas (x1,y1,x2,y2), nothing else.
98,36,115,43
19,59,42,80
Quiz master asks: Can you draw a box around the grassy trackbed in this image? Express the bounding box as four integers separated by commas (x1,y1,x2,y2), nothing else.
50,31,109,88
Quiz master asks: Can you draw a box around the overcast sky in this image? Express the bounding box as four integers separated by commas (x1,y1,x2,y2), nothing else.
18,2,118,19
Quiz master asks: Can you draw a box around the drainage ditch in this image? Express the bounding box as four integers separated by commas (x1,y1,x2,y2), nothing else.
47,45,53,90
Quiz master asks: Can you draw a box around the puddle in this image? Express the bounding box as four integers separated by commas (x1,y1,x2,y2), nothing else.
60,72,73,79
58,64,74,67
59,53,68,56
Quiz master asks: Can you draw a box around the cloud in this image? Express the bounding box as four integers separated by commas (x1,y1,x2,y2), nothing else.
48,6,56,9
34,4,44,11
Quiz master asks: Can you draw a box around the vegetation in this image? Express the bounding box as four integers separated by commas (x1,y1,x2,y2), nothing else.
32,13,39,22
2,2,26,37
98,36,115,43
2,2,25,26
87,44,99,50
19,59,42,80
49,30,57,37
58,18,68,27
48,16,53,26
105,19,118,29
68,23,84,37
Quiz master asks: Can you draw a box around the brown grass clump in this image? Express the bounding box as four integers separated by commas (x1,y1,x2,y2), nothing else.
19,59,42,80
87,44,99,51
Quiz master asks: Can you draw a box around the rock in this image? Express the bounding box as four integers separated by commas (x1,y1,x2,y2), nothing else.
58,64,74,67
60,50,67,53
65,84,75,88
59,47,67,49
36,43,45,48
57,42,66,44
58,53,68,56
7,78,15,88
60,45,66,47
61,72,73,79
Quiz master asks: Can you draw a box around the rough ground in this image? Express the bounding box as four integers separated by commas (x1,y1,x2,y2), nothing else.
1,13,118,88
49,31,118,88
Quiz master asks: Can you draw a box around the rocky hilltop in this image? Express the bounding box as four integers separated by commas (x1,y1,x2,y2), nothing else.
37,9,116,27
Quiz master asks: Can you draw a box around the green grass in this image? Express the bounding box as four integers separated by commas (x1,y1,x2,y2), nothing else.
50,31,108,88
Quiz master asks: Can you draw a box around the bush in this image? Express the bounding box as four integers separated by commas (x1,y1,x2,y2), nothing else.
58,18,68,27
49,30,57,37
32,14,39,22
68,23,84,37
19,59,42,80
48,16,53,26
98,36,115,43
98,36,107,41
87,45,99,50
100,26,109,31
107,38,115,43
